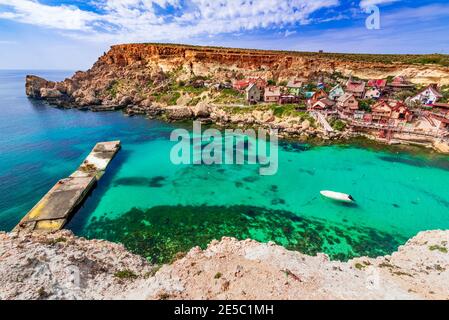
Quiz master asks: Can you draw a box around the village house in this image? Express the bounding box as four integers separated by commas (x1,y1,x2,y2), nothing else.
388,76,414,92
264,86,281,103
353,110,366,121
233,77,267,91
371,100,413,125
364,87,382,99
391,103,414,124
309,89,328,106
279,95,301,104
410,84,443,106
312,97,335,110
371,102,392,124
246,83,263,104
329,84,345,101
345,79,366,98
337,93,359,117
286,78,307,96
429,103,449,130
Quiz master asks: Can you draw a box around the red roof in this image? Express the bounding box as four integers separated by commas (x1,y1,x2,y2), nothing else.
233,77,267,90
233,80,250,90
367,79,387,88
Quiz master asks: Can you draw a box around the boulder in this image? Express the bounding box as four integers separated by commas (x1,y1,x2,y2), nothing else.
165,106,193,120
119,96,133,107
39,88,62,99
25,75,54,98
301,120,311,131
192,103,210,118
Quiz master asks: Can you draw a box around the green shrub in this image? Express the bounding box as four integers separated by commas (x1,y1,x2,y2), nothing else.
330,119,346,131
114,269,138,279
429,245,448,253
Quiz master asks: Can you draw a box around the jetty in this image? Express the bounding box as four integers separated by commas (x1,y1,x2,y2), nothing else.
14,141,121,233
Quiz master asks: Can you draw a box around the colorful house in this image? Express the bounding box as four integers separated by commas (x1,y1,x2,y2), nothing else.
312,98,335,110
264,86,281,103
279,95,301,104
309,89,328,105
371,102,392,124
286,78,307,96
430,105,449,130
388,76,414,91
410,85,443,106
346,79,366,98
246,83,263,104
329,84,345,101
337,93,359,117
364,87,382,99
391,103,413,123
371,100,413,124
233,77,267,91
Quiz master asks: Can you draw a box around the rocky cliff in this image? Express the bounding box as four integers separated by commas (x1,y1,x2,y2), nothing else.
25,43,449,110
1,230,448,300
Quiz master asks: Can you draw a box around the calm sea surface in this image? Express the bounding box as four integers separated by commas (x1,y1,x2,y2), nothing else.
1,70,449,263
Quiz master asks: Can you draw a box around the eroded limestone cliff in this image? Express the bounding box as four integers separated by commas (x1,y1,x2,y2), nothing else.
25,43,449,110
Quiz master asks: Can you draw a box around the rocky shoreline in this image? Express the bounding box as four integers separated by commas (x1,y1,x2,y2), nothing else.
1,230,448,300
24,43,449,154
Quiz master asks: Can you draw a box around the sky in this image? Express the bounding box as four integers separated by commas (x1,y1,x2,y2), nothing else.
0,0,448,70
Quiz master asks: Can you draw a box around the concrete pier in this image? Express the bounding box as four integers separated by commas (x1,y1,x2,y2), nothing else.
15,141,121,233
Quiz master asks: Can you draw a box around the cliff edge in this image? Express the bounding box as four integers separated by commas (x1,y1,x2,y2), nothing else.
25,43,449,110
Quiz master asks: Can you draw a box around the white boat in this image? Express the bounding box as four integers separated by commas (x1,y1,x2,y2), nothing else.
320,190,355,203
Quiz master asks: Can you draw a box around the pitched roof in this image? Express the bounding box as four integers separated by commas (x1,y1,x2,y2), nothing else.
246,83,257,92
330,84,344,93
372,101,392,112
337,93,355,103
264,86,281,97
367,79,387,88
317,98,335,107
373,100,407,112
287,78,306,88
233,79,250,89
390,76,413,87
346,80,366,93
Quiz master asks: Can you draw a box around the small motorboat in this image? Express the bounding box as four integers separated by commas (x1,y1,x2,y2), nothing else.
320,190,355,203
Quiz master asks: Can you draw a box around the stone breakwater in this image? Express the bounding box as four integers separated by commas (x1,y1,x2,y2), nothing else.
14,141,121,233
1,230,448,300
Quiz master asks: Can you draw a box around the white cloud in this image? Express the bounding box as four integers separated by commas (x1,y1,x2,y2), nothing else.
0,0,99,30
0,0,340,42
360,0,400,9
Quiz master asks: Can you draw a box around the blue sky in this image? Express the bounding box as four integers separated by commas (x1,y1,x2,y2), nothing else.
0,0,448,69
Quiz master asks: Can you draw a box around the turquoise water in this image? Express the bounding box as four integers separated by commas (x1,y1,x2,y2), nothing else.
1,70,449,262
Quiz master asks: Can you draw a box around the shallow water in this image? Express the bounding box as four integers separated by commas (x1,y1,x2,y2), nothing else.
1,70,449,263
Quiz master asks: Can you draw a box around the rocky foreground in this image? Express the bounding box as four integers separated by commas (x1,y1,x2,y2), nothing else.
1,230,448,300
